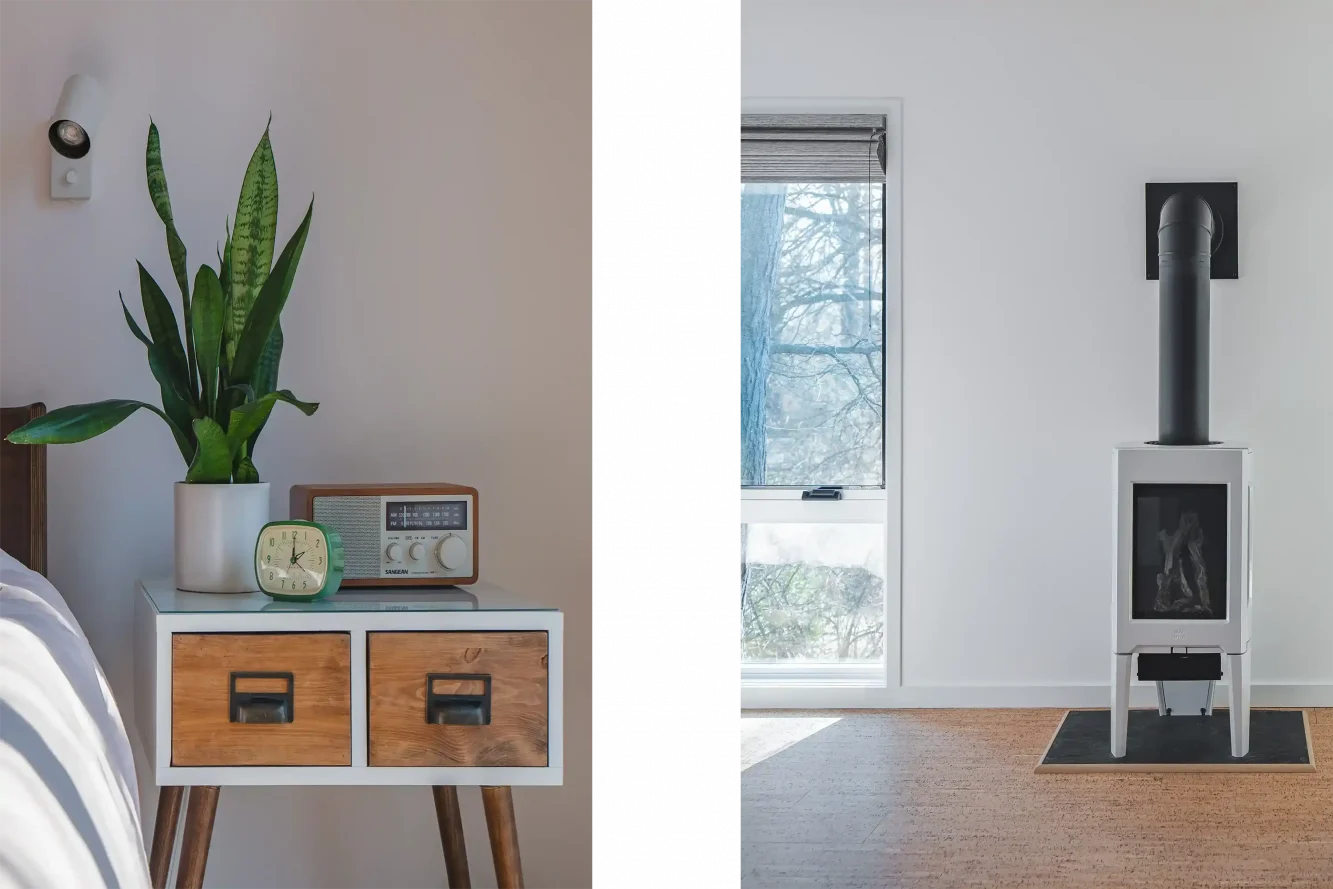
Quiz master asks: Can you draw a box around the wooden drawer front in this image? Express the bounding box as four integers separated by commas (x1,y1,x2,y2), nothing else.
171,633,351,766
368,632,548,767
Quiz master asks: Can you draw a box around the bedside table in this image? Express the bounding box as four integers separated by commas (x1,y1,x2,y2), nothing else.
133,578,563,889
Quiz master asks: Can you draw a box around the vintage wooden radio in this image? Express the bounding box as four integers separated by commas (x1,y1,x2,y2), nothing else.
289,484,478,586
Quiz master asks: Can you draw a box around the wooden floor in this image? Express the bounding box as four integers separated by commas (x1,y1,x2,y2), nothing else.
742,709,1333,888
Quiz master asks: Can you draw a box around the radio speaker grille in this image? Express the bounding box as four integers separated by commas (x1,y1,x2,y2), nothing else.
313,496,380,579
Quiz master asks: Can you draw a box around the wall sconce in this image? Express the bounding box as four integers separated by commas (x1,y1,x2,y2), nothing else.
49,74,104,201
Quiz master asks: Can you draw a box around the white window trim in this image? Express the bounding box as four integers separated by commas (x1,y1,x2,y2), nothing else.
742,662,884,687
741,498,885,525
742,488,887,500
740,97,904,702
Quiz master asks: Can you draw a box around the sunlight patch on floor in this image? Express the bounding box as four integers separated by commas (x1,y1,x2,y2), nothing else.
741,716,841,771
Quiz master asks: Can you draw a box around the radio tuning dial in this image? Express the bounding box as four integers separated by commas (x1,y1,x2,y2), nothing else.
408,542,425,562
437,534,468,571
385,543,403,562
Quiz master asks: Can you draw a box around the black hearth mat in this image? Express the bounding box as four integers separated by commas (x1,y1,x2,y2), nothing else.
1036,709,1313,772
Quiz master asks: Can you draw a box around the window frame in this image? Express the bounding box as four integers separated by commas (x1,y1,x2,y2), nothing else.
740,98,903,698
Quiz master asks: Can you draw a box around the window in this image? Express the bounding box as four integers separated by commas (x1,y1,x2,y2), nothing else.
740,110,897,685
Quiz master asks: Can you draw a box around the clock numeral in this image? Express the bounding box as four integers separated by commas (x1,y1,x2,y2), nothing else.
302,580,308,589
268,537,274,546
268,571,274,580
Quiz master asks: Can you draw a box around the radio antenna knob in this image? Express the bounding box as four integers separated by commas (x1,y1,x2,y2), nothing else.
437,535,469,570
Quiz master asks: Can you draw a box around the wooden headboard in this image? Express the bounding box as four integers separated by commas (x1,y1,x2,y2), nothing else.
1,403,47,576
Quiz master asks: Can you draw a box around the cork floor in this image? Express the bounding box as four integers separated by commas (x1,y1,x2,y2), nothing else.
742,709,1331,888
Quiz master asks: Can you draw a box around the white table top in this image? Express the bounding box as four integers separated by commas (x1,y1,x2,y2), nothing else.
140,577,557,614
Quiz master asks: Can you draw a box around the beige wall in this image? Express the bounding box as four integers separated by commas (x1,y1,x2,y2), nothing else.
0,1,590,885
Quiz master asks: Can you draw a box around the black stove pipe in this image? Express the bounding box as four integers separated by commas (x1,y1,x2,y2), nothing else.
1157,193,1214,445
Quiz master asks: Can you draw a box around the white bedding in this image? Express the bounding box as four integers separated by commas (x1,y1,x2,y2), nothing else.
0,551,149,889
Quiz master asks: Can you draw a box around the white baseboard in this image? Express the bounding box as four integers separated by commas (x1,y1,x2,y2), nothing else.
742,683,1333,710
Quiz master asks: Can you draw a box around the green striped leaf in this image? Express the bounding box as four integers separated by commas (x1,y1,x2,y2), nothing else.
119,284,194,463
222,382,256,403
157,403,195,465
185,417,232,483
147,122,197,394
226,122,278,364
218,221,233,386
246,322,283,454
212,382,251,431
252,323,282,396
136,262,198,463
230,198,311,384
145,121,190,302
226,388,317,459
4,399,190,461
138,262,189,384
233,455,260,484
119,291,151,347
191,265,225,415
218,224,232,310
148,342,195,414
147,343,199,465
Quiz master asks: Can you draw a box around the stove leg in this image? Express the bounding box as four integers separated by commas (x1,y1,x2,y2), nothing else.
1111,653,1132,758
1228,650,1250,757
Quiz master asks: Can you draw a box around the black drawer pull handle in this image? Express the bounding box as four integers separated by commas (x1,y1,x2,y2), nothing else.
426,673,491,726
230,671,294,724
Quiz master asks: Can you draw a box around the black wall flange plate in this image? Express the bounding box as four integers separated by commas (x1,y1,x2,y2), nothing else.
1146,181,1238,280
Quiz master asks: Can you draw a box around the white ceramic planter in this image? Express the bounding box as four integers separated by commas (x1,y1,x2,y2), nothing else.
174,482,270,593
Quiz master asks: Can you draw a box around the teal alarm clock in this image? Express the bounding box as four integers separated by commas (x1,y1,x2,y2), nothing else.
255,520,345,601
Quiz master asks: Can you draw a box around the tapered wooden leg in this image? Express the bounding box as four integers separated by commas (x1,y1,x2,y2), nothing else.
481,786,523,889
433,786,472,888
149,786,184,889
175,786,219,889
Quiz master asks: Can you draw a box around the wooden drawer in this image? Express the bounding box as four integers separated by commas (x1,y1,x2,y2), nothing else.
171,633,351,766
368,632,548,767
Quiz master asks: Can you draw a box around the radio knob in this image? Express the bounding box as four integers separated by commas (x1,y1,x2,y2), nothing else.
385,543,403,562
437,535,469,570
408,542,425,562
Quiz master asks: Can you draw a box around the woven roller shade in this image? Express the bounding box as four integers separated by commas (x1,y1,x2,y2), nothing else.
741,113,886,184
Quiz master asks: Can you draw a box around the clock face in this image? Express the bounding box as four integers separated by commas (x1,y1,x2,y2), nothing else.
256,522,339,599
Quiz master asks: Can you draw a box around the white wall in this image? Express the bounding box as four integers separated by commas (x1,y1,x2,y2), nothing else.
743,1,1333,695
0,2,590,886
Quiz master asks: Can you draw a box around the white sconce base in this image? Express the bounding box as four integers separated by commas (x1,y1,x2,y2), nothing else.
50,156,91,200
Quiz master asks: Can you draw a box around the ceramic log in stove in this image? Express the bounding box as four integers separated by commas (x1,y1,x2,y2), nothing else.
1111,192,1252,759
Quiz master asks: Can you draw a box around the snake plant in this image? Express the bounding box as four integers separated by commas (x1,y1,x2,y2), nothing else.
5,119,316,483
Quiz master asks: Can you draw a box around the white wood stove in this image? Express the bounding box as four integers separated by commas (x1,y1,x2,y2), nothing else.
1111,190,1252,758
1112,443,1252,757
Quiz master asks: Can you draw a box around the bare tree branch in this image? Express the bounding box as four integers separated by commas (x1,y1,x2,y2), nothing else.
769,343,878,356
